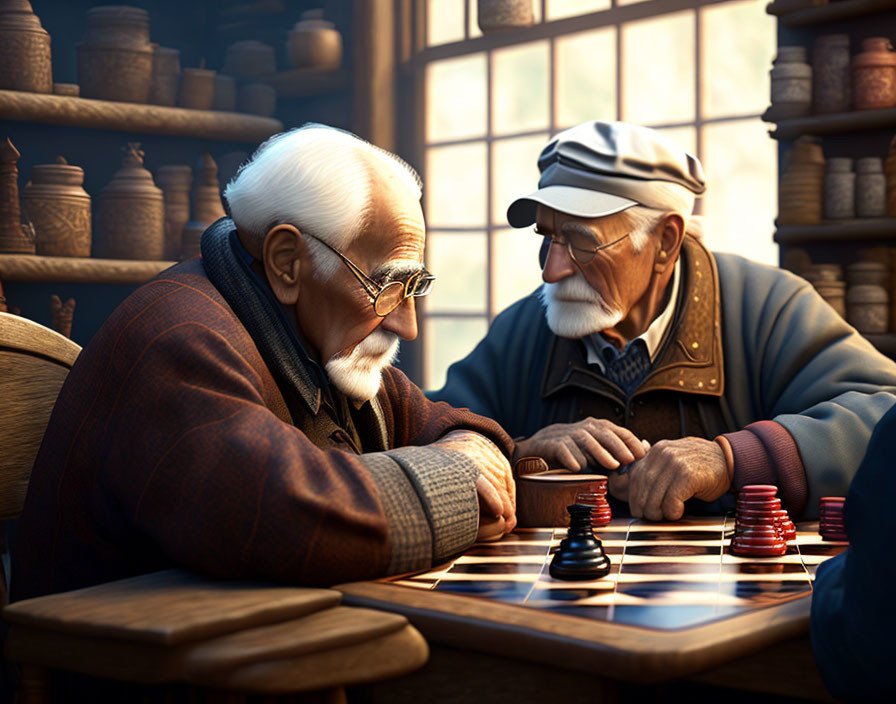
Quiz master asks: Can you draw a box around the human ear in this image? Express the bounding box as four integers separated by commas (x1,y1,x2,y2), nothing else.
654,213,685,273
263,224,304,305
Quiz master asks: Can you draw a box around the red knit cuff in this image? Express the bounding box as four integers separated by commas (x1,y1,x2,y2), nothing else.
713,435,735,485
720,428,775,489
744,420,808,515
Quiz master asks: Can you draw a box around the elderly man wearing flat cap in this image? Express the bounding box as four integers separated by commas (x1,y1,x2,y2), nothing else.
429,120,896,520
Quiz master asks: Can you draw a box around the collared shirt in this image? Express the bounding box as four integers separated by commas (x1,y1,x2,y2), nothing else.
583,258,681,372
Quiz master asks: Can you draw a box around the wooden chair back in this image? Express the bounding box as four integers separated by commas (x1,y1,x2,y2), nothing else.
0,312,80,604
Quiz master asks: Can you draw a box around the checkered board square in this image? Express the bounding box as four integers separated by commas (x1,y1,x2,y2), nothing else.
384,516,847,631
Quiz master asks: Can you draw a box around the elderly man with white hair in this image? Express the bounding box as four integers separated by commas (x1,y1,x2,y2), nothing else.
429,120,896,521
12,124,516,603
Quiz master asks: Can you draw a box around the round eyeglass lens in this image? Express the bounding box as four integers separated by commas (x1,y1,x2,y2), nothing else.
374,281,405,316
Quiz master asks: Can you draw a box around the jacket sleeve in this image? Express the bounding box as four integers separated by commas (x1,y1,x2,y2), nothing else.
810,404,896,700
716,256,896,516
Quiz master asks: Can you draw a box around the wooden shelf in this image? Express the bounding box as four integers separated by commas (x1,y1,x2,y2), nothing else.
0,90,283,142
775,218,896,244
866,333,896,356
0,254,176,285
767,0,895,27
257,69,348,99
763,105,896,140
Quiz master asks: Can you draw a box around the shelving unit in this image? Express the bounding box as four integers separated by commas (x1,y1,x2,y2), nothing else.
766,0,896,358
0,255,176,286
258,69,348,100
0,90,283,142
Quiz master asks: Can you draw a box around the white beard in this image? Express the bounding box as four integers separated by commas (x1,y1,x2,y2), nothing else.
325,328,401,401
539,271,623,338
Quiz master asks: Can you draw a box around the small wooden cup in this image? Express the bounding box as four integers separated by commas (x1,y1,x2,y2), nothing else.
514,457,609,528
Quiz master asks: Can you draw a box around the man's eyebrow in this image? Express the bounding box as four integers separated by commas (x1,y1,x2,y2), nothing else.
370,260,424,282
559,222,598,239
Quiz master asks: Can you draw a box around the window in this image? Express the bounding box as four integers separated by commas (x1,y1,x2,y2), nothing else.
410,0,776,390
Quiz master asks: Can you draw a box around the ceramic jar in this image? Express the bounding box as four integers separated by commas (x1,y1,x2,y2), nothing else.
155,165,192,261
847,284,889,333
21,156,91,257
96,143,164,260
77,5,153,103
0,0,53,93
222,40,276,79
805,263,843,283
148,46,180,106
181,153,225,259
770,46,812,118
83,5,149,48
178,68,215,110
212,74,237,112
287,10,342,70
814,280,846,318
886,135,896,217
0,137,34,254
778,137,825,225
813,34,850,114
238,82,276,116
823,157,854,220
852,37,896,110
847,261,889,287
855,157,887,218
478,0,534,33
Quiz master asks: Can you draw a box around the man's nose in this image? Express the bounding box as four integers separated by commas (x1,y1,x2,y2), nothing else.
542,242,577,283
380,296,418,341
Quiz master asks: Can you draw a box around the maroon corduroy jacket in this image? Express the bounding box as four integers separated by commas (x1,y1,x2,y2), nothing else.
12,259,512,601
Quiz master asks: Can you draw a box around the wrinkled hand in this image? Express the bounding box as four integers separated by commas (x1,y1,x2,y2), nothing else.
513,418,647,472
435,430,516,540
608,437,730,521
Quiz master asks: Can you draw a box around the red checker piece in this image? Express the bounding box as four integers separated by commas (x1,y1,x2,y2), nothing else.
740,484,778,496
737,498,781,510
822,533,849,542
731,543,788,557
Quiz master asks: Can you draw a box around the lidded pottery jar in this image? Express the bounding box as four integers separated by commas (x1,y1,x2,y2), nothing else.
847,284,889,333
97,143,164,260
238,82,276,116
847,261,889,288
155,165,192,261
287,9,342,70
770,46,812,118
778,136,825,225
0,0,53,93
222,40,276,79
855,157,886,218
478,0,535,33
77,5,153,103
813,280,847,318
852,37,896,110
0,136,34,254
823,157,854,220
813,34,850,114
22,156,91,257
178,66,215,110
148,45,180,106
181,153,225,259
885,134,896,217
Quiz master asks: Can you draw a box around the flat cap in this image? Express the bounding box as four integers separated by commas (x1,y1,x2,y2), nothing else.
507,121,706,228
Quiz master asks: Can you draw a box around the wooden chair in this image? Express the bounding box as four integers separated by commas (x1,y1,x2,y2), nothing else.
0,312,428,702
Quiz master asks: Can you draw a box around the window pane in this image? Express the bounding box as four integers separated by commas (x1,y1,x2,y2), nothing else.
427,54,487,142
622,11,695,125
653,125,697,156
547,0,610,21
492,41,550,136
555,27,616,129
492,133,549,226
701,0,775,119
425,142,487,227
701,119,777,265
427,0,465,47
425,317,489,391
493,227,544,313
425,232,487,313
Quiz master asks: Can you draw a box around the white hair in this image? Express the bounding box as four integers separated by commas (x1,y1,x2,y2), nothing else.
325,328,400,401
223,124,422,280
622,182,702,251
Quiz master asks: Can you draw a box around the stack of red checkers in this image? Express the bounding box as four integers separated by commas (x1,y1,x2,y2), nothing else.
575,480,612,527
731,484,789,557
819,497,848,541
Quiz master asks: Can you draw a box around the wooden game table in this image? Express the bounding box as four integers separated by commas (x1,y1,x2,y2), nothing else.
336,516,844,703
